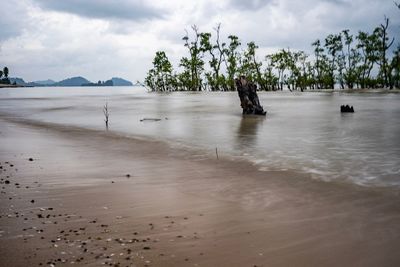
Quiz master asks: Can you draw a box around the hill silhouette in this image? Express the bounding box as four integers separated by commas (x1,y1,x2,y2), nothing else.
8,76,133,87
55,76,91,86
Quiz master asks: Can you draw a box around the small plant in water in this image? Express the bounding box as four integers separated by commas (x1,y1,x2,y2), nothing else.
103,102,109,130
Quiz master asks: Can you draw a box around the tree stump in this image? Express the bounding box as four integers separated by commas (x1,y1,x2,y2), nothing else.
235,76,266,115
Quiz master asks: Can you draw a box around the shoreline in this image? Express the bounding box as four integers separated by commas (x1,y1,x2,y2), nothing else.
0,84,31,88
1,118,400,266
1,84,399,93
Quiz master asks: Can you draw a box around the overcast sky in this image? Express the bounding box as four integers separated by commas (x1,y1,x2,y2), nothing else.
0,0,399,83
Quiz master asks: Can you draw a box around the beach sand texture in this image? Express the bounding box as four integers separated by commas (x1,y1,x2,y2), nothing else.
1,117,400,267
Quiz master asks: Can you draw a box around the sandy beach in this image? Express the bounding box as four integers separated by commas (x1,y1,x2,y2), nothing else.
1,116,400,267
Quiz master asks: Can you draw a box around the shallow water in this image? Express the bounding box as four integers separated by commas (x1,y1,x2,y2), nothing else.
0,86,399,187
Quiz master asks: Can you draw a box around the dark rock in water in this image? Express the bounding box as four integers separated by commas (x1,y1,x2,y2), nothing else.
235,76,266,115
341,105,355,113
28,158,34,161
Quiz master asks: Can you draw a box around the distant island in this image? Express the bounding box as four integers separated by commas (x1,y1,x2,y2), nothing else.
7,76,133,87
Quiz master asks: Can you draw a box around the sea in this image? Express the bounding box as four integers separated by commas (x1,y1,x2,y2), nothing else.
0,86,399,187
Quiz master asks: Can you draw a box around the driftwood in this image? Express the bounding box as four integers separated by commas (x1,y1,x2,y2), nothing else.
140,118,162,122
235,76,266,115
341,105,354,113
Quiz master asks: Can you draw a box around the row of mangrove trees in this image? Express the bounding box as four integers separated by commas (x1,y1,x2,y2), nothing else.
145,12,400,92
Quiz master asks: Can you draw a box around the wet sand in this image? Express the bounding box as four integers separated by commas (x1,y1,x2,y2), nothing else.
1,118,400,267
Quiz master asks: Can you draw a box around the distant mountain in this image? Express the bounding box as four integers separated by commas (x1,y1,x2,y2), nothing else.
9,77,27,85
55,76,91,86
33,79,56,85
111,77,133,86
8,76,133,87
9,77,55,87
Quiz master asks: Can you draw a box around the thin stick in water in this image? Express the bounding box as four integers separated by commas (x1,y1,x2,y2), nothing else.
103,102,109,130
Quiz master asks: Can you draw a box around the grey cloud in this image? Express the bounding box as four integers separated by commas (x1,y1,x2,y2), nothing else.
0,1,31,41
322,0,346,4
0,20,23,41
33,0,165,21
228,0,347,11
229,0,277,10
223,0,400,54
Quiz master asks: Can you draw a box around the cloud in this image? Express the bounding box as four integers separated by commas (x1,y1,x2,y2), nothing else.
0,4,176,83
229,0,277,10
228,0,347,11
32,0,165,22
1,0,399,83
0,0,33,41
221,0,400,50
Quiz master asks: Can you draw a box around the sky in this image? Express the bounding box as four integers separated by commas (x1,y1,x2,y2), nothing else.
0,0,399,83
